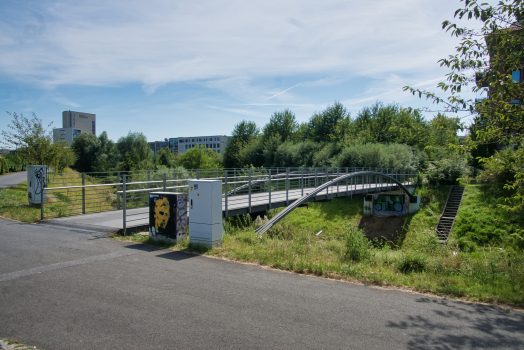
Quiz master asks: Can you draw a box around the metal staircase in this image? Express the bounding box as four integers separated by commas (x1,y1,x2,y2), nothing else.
436,186,466,243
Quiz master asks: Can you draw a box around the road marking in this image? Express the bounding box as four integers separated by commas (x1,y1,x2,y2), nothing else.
0,250,138,283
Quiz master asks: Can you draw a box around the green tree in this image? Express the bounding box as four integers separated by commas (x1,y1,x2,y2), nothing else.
223,120,260,168
404,0,524,209
71,133,100,172
157,147,176,168
305,101,350,142
177,145,221,169
96,131,119,172
262,109,298,142
1,112,75,169
116,132,153,171
71,131,119,173
352,102,429,147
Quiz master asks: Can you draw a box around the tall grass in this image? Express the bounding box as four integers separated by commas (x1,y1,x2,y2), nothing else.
112,183,524,307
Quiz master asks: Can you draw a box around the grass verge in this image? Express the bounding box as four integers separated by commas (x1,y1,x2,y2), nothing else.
0,168,116,223
115,184,524,308
0,337,42,350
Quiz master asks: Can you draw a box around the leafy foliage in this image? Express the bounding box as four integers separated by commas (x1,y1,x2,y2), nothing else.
262,109,298,142
1,112,75,170
116,132,153,171
344,224,373,262
404,0,524,209
427,153,471,185
334,143,414,169
176,145,221,169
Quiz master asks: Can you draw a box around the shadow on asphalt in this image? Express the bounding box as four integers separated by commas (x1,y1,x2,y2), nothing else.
121,243,197,261
387,297,524,349
154,250,197,261
122,243,163,252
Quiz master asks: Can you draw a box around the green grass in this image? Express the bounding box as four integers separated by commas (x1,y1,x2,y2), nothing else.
116,184,524,308
0,168,117,223
0,337,43,349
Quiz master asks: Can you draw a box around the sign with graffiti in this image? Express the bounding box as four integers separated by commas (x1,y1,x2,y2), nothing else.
373,194,408,216
149,193,188,242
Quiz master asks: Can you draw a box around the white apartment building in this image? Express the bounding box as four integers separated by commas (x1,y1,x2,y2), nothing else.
177,135,229,155
53,111,96,145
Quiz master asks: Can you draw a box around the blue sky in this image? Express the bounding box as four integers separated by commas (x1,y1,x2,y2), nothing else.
1,0,488,144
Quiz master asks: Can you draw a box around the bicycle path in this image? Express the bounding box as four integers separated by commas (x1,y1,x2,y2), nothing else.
0,172,26,190
1,217,523,349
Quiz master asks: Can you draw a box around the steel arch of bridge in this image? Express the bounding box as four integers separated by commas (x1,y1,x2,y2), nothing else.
255,171,415,235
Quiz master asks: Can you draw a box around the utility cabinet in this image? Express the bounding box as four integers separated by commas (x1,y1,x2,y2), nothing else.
27,165,47,205
188,180,223,248
149,192,188,243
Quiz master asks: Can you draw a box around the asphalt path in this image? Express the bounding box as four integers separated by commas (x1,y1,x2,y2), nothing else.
0,171,26,190
1,218,523,349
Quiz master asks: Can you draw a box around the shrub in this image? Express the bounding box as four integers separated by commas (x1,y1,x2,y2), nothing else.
477,146,522,184
334,143,414,170
396,252,428,274
426,154,471,186
344,224,373,262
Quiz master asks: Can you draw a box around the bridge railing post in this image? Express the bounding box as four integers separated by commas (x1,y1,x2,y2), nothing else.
325,167,328,198
233,168,236,195
224,170,228,217
276,167,279,191
82,173,86,215
268,169,272,209
248,168,252,213
336,168,339,198
286,167,289,206
301,168,304,196
117,171,121,210
122,174,127,235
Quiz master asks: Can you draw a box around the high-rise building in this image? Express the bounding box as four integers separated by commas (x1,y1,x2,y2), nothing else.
53,111,96,145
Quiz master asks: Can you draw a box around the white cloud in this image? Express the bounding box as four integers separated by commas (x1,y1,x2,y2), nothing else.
50,94,81,107
0,0,474,91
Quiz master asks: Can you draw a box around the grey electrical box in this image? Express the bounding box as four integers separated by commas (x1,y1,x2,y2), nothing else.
188,180,223,248
27,165,47,205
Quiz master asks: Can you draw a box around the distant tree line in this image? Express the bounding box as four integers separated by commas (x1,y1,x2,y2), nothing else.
1,102,476,187
64,100,477,186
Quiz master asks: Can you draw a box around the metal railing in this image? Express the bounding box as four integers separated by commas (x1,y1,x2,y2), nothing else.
37,167,415,233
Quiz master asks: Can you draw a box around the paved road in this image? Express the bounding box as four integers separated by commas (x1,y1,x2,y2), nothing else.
1,218,523,349
0,171,26,190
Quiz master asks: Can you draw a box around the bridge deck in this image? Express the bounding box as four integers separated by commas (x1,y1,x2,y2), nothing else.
41,181,406,233
224,181,402,217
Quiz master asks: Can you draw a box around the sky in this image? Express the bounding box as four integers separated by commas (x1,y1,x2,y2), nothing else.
0,0,490,145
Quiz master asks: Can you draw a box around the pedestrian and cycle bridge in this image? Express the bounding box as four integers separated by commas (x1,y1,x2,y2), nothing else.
36,167,417,235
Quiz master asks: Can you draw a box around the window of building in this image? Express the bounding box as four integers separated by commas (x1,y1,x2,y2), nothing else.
192,138,195,142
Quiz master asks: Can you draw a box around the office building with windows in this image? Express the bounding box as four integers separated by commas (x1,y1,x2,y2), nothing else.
149,140,169,154
53,111,96,145
177,135,229,155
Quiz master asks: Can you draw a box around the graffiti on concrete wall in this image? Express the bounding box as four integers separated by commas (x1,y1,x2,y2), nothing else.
373,194,408,216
